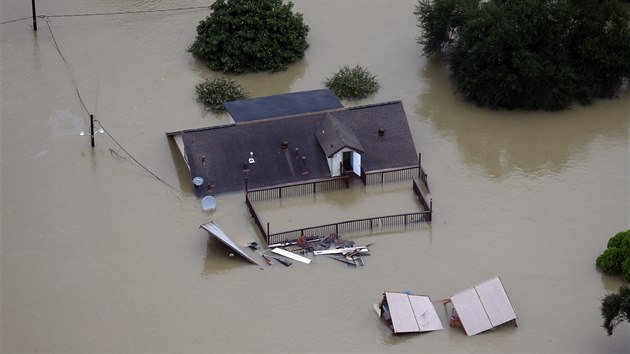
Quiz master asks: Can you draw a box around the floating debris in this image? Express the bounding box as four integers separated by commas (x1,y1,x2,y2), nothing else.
267,255,292,267
271,248,312,264
200,221,261,267
446,276,518,336
376,292,444,335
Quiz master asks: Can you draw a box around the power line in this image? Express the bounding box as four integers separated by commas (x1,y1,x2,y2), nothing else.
45,6,210,18
44,17,92,117
1,6,210,24
96,120,178,192
0,16,31,25
40,16,179,192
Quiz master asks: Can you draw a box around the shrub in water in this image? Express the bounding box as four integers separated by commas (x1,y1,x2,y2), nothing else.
325,65,380,100
195,77,247,112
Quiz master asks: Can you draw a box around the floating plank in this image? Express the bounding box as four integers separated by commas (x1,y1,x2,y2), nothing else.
313,247,369,255
200,221,261,267
271,248,312,264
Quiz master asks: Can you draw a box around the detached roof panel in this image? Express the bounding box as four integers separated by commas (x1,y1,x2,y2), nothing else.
408,295,444,332
450,288,493,336
225,89,343,122
450,276,517,336
385,292,421,333
476,277,517,327
385,292,443,334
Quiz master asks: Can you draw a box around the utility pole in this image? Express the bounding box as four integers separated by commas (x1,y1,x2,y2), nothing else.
90,114,95,147
32,0,37,31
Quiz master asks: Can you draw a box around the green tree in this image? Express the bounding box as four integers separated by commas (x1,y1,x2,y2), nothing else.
324,65,380,100
415,0,630,110
601,285,630,336
195,76,247,112
596,230,630,280
188,0,309,73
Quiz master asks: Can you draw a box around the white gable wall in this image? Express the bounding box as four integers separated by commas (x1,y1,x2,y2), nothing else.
328,148,361,177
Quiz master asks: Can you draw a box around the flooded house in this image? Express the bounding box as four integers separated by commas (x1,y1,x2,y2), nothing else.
166,89,421,197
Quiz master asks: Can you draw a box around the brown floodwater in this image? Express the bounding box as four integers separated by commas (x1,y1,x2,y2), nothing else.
1,0,629,352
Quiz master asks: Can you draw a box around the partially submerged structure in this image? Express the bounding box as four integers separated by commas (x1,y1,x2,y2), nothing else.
200,221,261,267
166,89,419,196
375,277,518,337
376,292,444,334
448,276,518,336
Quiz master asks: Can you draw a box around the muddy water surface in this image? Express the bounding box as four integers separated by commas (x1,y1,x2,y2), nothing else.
1,0,629,352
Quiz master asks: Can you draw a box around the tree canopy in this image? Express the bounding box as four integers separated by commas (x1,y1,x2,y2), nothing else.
596,230,630,281
415,0,630,110
601,285,630,336
189,0,309,73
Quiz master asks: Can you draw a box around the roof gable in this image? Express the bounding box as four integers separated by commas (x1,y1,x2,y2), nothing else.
315,113,365,157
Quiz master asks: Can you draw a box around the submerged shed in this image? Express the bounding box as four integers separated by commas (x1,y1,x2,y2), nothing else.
449,276,518,336
377,292,444,334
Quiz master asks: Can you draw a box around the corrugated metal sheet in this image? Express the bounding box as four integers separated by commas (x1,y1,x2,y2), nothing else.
450,276,517,336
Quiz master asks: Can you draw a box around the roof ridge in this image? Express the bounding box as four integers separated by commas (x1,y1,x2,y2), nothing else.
237,107,348,125
347,100,402,111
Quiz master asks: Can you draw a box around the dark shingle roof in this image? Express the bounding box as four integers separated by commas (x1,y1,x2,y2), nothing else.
315,113,365,157
171,101,418,196
224,89,343,122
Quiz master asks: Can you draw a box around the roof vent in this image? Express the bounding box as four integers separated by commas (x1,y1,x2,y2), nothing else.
192,177,204,187
281,141,288,149
378,127,385,136
301,156,308,175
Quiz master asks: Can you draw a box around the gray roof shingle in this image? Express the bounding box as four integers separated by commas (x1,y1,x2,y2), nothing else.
169,100,418,196
224,89,343,122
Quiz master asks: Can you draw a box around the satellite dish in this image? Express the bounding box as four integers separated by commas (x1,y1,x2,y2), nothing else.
192,176,204,187
201,196,216,211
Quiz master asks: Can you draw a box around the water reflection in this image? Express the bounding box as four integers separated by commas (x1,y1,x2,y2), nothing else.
416,58,629,179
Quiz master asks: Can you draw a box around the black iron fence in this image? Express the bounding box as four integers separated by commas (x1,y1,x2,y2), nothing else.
246,176,349,201
266,211,431,246
245,153,433,245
